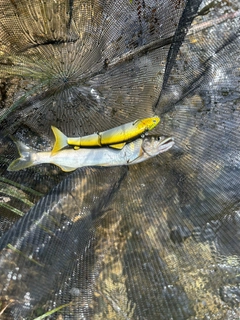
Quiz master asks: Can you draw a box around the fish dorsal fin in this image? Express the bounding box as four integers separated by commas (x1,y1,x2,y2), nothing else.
109,142,126,149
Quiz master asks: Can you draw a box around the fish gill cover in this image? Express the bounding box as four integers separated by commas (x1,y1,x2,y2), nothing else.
0,0,240,319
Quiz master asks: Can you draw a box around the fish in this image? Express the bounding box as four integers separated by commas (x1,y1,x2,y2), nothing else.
7,135,174,172
51,116,160,154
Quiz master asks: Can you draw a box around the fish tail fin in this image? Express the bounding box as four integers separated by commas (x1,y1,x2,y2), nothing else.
7,141,34,171
51,126,68,155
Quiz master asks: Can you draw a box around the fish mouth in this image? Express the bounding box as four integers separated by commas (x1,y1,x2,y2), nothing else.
158,137,175,152
142,136,174,156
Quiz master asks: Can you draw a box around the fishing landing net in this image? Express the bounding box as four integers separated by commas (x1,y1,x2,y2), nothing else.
0,0,240,319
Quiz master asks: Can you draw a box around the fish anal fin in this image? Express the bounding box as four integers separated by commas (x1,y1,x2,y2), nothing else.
109,142,126,149
57,164,76,172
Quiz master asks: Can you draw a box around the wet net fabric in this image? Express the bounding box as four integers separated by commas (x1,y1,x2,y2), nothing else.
0,0,240,319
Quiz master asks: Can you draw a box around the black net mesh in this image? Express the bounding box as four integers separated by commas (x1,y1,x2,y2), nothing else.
0,0,240,319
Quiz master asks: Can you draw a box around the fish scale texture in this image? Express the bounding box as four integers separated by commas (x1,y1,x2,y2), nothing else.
0,0,240,319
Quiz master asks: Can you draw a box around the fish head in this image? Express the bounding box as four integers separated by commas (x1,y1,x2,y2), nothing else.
137,116,160,131
142,135,174,156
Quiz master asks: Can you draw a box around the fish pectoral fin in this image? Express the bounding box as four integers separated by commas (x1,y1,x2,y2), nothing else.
109,142,126,149
127,155,140,164
57,164,76,172
127,148,144,164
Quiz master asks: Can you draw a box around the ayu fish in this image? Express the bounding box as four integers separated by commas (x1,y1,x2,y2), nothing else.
8,135,174,172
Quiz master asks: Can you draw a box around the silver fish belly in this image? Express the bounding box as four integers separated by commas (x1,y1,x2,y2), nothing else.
42,139,143,171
